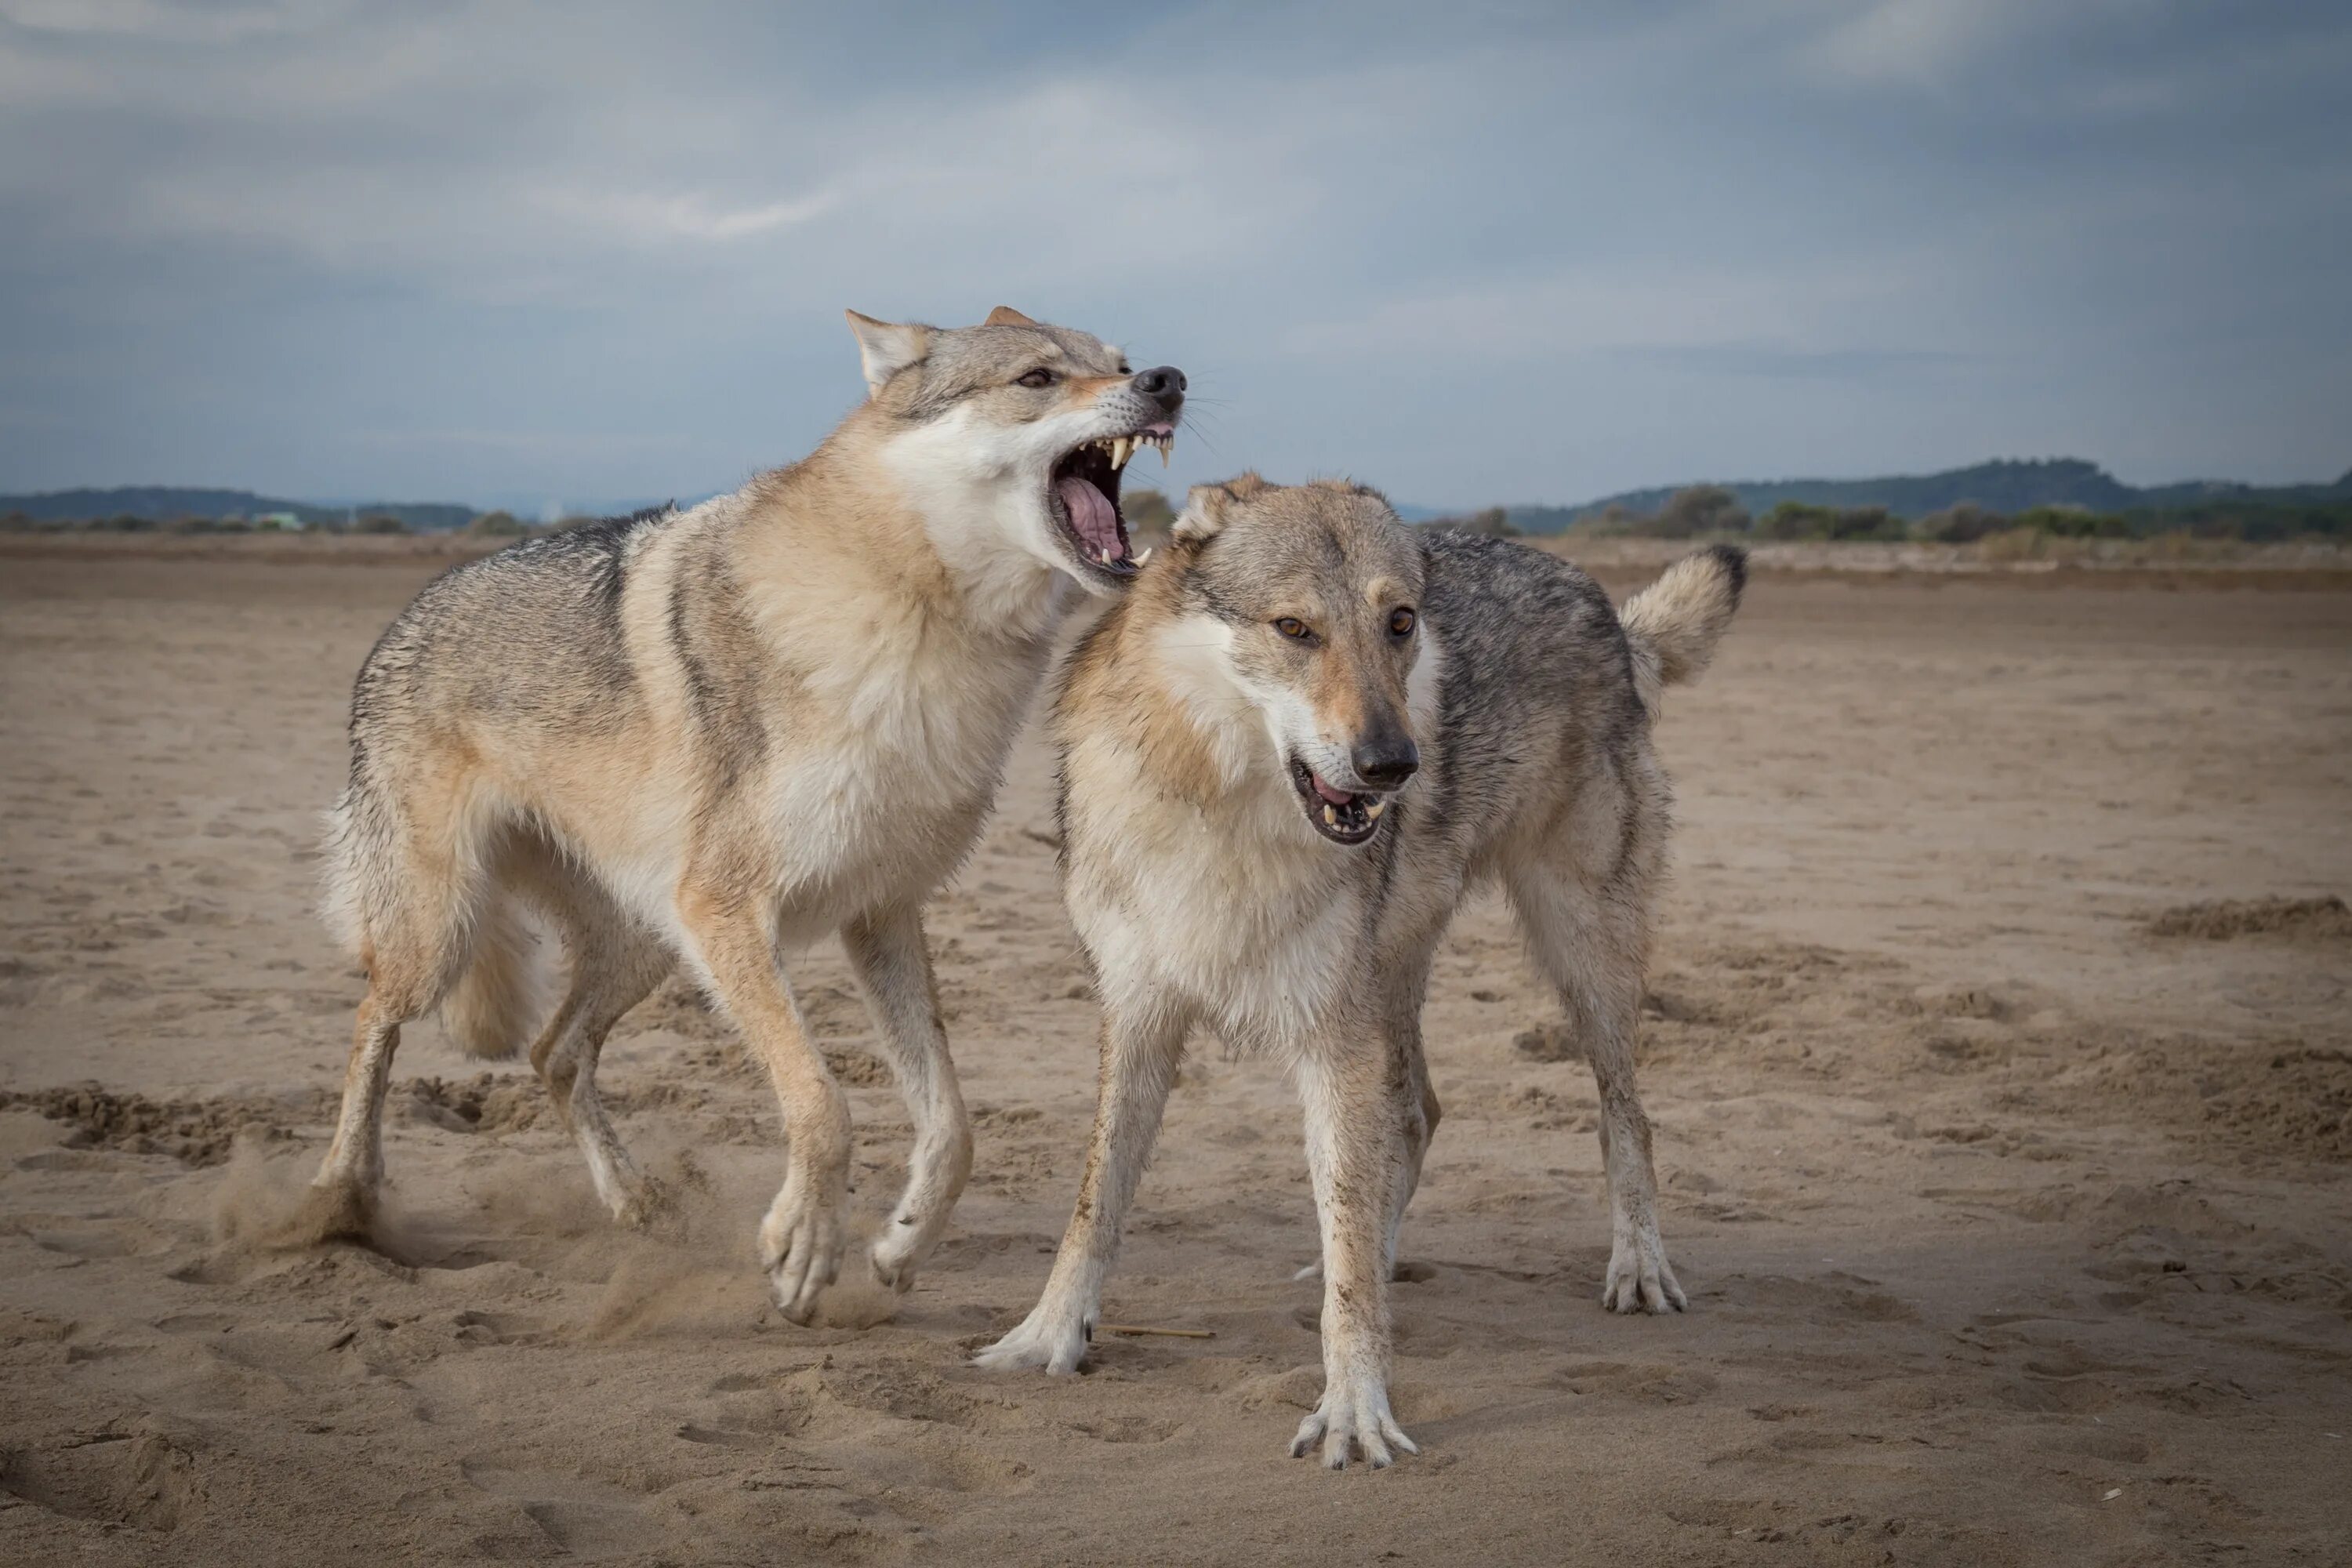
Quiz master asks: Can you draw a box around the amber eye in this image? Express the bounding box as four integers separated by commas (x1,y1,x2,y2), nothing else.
1389,607,1416,638
1273,617,1314,642
1016,368,1058,388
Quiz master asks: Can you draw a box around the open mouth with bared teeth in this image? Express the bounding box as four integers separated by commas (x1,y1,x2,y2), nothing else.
1289,754,1388,846
1049,423,1174,582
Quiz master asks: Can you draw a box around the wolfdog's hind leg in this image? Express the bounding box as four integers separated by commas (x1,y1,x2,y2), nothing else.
1391,1025,1443,1277
514,851,674,1228
306,989,414,1240
1508,866,1686,1314
310,760,484,1240
310,863,456,1239
312,899,448,1242
843,902,972,1293
532,935,673,1228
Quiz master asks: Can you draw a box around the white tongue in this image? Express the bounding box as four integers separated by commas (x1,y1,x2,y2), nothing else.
1055,475,1123,557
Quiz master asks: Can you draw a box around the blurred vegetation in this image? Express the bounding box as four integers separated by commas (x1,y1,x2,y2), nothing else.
1121,486,1177,536
1421,505,1518,537
1428,485,2352,547
13,474,2349,554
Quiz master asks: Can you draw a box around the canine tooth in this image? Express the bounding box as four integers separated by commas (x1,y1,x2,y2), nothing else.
1365,800,1385,819
1135,547,1152,566
1322,804,1338,827
1158,434,1171,466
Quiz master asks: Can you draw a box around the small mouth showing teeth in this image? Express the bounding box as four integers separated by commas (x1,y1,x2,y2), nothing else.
1049,423,1174,579
1288,755,1388,845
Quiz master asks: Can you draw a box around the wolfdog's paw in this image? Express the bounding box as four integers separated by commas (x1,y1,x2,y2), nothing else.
867,1221,934,1296
1602,1229,1688,1314
972,1305,1091,1375
1290,1377,1417,1471
612,1175,683,1236
267,1174,377,1249
758,1196,844,1326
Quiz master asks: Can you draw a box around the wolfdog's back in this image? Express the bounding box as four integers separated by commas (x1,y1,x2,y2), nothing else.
1410,530,1658,868
321,505,682,970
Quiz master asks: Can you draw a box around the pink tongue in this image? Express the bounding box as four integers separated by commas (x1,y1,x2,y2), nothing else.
1055,475,1123,557
1312,774,1354,805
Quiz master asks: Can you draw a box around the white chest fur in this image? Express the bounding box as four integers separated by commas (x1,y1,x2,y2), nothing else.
1069,775,1365,1051
765,621,1051,934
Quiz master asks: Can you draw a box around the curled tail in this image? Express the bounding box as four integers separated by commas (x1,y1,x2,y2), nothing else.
1619,543,1748,719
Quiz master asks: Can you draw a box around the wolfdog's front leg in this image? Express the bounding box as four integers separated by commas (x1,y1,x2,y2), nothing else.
974,1001,1188,1374
843,902,972,1294
1291,1036,1417,1469
677,884,848,1325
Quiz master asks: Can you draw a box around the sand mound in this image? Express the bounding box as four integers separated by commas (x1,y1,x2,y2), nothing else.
2143,895,2351,940
399,1071,557,1134
2199,1045,2352,1160
0,1084,307,1167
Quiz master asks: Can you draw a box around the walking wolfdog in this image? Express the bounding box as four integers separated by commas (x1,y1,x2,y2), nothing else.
978,474,1743,1466
311,308,1182,1322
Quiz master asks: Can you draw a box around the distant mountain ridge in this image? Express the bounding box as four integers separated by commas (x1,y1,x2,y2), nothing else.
12,462,2350,538
0,486,474,532
1494,458,2352,535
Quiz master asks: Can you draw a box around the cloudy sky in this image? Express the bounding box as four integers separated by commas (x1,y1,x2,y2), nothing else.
2,1,2346,513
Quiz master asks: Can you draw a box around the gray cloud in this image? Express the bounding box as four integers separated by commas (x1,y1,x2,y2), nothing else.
1,0,2344,510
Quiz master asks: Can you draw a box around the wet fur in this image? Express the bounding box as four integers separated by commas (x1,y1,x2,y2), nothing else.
979,475,1744,1467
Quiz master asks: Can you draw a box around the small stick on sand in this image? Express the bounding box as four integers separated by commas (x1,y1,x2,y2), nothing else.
1096,1323,1214,1339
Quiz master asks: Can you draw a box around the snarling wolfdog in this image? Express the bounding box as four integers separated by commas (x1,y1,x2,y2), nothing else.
978,474,1743,1466
311,307,1182,1323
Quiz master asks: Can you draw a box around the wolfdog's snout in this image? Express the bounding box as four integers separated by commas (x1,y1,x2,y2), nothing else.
1130,365,1186,416
1351,725,1418,789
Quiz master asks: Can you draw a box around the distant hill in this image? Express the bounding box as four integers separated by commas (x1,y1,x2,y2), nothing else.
0,486,475,532
1494,459,2352,534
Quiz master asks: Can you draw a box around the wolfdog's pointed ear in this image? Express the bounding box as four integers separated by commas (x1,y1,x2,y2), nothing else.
984,306,1037,327
844,311,935,395
1174,481,1236,543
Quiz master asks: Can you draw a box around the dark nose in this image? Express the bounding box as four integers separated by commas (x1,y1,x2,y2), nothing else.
1131,365,1186,409
1352,731,1419,789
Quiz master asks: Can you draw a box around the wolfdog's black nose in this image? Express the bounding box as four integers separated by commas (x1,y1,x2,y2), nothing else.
1352,734,1419,789
1131,365,1186,407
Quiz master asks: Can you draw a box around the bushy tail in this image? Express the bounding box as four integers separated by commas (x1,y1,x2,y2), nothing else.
1619,543,1748,718
321,778,550,1060
435,893,550,1060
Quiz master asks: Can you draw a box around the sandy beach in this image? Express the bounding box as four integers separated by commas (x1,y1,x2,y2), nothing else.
2,544,2347,1566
